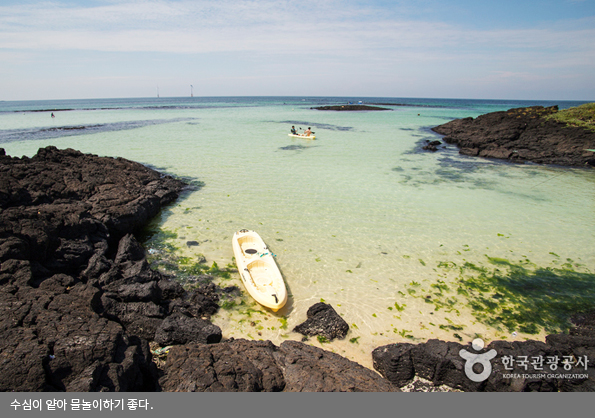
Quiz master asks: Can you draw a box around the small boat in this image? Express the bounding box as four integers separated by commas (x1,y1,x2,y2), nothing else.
288,133,316,140
232,229,287,312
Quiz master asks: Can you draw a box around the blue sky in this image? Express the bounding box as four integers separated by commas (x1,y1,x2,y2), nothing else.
1,0,594,101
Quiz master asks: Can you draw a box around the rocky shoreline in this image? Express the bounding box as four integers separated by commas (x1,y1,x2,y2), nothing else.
373,311,595,392
0,147,394,392
1,146,593,392
431,105,595,167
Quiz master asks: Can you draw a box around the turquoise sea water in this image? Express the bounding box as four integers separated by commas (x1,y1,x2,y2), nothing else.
2,96,593,368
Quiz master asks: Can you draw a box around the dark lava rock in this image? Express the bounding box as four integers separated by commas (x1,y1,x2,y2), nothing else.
160,339,285,392
372,342,417,388
431,106,595,167
0,147,224,391
373,340,480,391
159,339,398,392
278,340,396,391
154,312,222,345
312,105,391,111
293,302,349,341
373,312,595,392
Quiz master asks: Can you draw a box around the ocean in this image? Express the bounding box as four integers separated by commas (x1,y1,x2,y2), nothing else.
1,96,593,369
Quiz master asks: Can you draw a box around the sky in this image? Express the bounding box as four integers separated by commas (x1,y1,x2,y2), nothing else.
1,0,594,101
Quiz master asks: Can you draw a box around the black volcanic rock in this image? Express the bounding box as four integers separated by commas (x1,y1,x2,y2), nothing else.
0,146,205,391
431,106,595,167
372,312,595,392
159,339,398,392
293,302,349,341
154,312,222,345
277,340,396,391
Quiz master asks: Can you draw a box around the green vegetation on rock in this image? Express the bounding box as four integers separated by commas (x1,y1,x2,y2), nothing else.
544,103,595,132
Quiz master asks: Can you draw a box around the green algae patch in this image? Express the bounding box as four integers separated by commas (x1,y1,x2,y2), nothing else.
317,335,329,344
220,299,237,310
238,307,267,318
394,302,406,312
394,329,414,338
450,256,595,334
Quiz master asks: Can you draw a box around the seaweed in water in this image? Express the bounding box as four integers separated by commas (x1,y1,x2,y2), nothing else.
447,257,595,334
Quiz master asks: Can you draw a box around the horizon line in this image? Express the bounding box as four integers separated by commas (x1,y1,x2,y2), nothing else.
1,95,593,104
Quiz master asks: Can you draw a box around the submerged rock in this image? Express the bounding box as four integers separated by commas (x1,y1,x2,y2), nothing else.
422,140,442,151
279,144,307,151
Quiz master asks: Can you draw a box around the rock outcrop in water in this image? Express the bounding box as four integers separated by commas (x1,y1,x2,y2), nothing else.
0,146,398,392
431,105,595,167
293,302,349,341
312,105,390,111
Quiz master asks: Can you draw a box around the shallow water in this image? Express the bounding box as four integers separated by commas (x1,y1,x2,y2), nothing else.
2,96,594,369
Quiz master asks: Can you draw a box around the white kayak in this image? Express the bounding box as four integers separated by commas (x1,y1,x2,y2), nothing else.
288,133,316,139
232,229,288,312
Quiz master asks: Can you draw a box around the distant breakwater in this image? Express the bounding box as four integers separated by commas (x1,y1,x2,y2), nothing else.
311,104,391,111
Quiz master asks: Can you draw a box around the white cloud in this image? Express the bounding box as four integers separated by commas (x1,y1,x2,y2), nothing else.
0,1,593,67
1,1,594,100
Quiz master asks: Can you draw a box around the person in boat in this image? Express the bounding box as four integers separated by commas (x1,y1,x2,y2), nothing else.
304,127,312,136
291,126,297,135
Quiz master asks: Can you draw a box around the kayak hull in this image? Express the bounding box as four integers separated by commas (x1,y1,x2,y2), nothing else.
232,229,287,312
289,134,315,139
